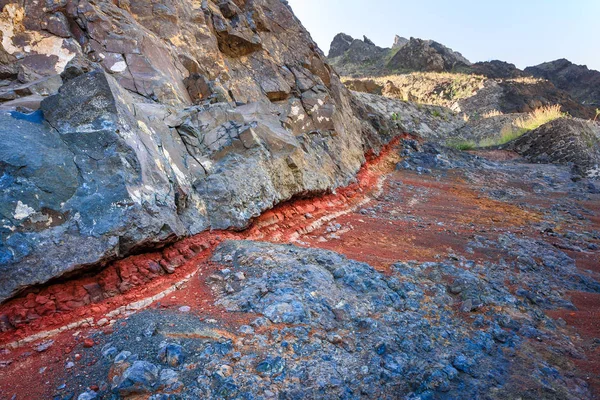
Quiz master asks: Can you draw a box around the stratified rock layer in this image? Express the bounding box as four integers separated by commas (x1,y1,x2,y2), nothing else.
0,0,396,302
504,118,600,177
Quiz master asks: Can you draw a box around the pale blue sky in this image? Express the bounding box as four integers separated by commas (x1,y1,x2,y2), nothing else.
287,0,600,71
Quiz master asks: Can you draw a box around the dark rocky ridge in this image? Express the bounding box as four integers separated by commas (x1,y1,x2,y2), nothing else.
525,59,600,107
327,34,470,77
327,33,393,77
386,37,471,73
327,33,600,108
0,1,399,303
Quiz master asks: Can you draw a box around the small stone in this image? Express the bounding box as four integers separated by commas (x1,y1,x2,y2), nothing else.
77,391,97,400
35,340,54,352
143,321,157,338
238,325,254,335
460,299,475,313
102,343,118,359
452,354,471,373
216,364,233,378
255,356,285,376
234,272,246,280
158,344,185,367
159,368,180,387
83,339,95,348
96,318,109,327
66,362,75,369
114,351,132,364
178,306,191,313
116,361,159,396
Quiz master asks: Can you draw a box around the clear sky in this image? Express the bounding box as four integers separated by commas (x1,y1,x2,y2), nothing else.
287,0,600,71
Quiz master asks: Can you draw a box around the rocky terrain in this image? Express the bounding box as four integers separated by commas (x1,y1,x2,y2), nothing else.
0,2,599,400
526,59,600,107
327,34,470,77
328,33,600,114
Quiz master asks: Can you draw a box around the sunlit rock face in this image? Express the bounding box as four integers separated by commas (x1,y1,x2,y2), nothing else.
0,0,397,302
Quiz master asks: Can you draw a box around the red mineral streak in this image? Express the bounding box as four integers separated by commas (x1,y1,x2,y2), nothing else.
0,136,404,346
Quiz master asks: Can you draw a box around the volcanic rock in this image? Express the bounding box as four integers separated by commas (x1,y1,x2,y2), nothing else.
327,34,392,77
0,0,399,302
392,35,409,49
503,118,600,177
525,59,600,107
468,60,524,79
387,38,471,73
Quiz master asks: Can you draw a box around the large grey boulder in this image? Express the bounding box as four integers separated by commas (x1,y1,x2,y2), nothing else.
0,66,394,302
0,0,399,303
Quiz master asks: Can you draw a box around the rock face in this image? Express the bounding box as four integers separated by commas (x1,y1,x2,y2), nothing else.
347,73,596,119
387,38,471,73
327,33,354,58
327,34,391,77
392,35,409,49
469,60,524,79
0,1,396,303
504,118,600,177
327,35,471,77
525,59,600,107
351,91,477,144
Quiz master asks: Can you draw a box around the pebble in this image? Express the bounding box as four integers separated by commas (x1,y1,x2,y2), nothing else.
77,391,97,400
158,344,185,367
35,340,54,353
178,306,191,313
234,272,246,280
216,364,233,378
96,318,108,327
114,351,132,364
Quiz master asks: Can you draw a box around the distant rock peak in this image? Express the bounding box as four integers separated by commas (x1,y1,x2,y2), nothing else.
393,35,409,49
328,32,356,58
363,35,376,46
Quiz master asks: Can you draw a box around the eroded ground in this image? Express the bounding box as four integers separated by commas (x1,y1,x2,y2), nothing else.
0,140,599,399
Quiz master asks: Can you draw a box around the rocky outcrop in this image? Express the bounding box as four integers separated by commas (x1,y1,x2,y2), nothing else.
327,33,354,58
351,91,476,144
327,34,391,77
387,38,471,73
0,0,398,303
498,79,595,118
525,59,600,107
503,118,600,177
392,35,409,49
468,60,524,79
346,73,596,119
327,34,471,77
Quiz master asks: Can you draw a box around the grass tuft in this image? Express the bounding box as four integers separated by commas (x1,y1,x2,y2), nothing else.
447,140,477,151
482,110,503,118
482,105,566,146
